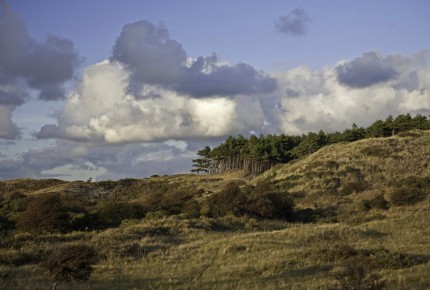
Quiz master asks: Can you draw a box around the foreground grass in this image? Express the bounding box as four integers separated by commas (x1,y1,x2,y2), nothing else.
1,199,429,290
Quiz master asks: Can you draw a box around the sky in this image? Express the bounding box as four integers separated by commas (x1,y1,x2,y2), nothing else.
0,0,429,181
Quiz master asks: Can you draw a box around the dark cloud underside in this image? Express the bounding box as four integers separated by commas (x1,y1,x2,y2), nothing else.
336,52,399,88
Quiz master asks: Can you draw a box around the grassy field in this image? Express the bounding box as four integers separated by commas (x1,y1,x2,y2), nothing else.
1,131,430,289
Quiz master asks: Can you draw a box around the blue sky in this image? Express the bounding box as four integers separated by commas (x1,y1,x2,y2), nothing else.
13,0,430,69
1,0,430,180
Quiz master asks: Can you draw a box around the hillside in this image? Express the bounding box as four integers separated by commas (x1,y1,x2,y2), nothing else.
0,131,429,289
258,129,430,222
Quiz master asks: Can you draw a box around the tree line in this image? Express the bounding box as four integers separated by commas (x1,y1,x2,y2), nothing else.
191,114,430,175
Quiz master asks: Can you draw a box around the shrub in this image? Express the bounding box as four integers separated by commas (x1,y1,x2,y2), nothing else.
43,244,98,290
205,183,248,217
141,187,201,215
95,201,145,229
16,193,70,234
246,191,294,220
204,182,295,220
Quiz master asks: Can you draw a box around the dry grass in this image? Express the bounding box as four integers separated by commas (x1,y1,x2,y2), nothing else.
1,208,429,289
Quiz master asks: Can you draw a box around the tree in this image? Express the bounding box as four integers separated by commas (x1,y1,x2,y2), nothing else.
291,131,327,158
342,123,365,142
43,244,99,290
191,146,211,174
366,120,386,138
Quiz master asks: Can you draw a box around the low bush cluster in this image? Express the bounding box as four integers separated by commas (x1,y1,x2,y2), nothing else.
203,182,295,220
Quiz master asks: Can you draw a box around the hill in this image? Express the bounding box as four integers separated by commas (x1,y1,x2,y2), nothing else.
0,131,429,289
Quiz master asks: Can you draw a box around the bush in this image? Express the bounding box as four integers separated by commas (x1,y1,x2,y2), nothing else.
204,183,248,217
204,182,295,220
246,191,294,220
43,244,98,290
141,187,202,215
16,193,70,234
95,201,145,229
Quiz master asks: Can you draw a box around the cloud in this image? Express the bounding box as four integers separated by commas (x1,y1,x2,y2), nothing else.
275,8,311,36
274,51,430,134
336,52,400,88
37,61,267,143
0,105,20,139
111,20,186,86
110,20,276,98
0,2,80,139
37,19,277,143
175,55,276,97
0,7,80,100
0,139,198,180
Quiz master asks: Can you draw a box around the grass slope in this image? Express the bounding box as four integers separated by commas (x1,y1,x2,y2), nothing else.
1,131,430,289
